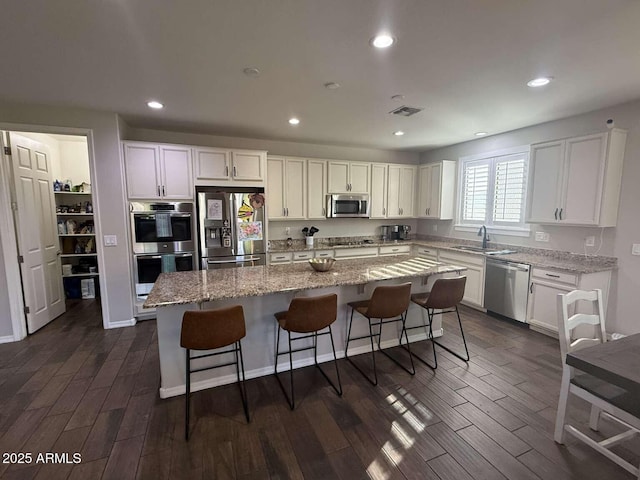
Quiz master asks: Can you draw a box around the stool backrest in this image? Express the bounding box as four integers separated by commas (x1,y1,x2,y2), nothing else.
181,305,246,350
557,289,606,361
285,293,338,333
425,276,466,309
367,282,412,319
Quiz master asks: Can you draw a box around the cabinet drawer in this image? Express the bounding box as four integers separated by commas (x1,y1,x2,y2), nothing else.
293,251,314,262
269,252,293,264
531,267,577,285
415,246,438,258
439,250,485,267
314,249,334,258
379,245,411,256
334,247,378,259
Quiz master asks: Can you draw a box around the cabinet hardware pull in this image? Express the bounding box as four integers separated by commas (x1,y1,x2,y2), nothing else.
530,283,534,294
162,185,165,196
392,248,399,252
545,273,560,278
275,256,285,259
283,208,286,216
286,207,289,216
157,186,161,197
554,208,558,220
225,165,229,176
559,208,563,220
322,207,325,215
233,166,237,177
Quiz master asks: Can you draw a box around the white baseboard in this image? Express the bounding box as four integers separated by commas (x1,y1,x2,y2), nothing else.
0,335,17,344
158,328,443,399
105,318,137,329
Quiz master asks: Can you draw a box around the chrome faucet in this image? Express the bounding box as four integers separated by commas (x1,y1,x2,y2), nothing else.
478,225,490,249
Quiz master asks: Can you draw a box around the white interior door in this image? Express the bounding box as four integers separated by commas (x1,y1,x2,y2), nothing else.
9,133,65,333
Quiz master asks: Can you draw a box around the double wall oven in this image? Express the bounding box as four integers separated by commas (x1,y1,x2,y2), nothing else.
130,202,196,310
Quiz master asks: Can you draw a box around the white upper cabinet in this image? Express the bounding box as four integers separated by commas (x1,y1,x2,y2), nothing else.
526,129,626,226
387,165,416,218
369,164,388,218
327,161,370,194
124,142,193,200
194,147,265,186
417,161,455,219
266,157,306,220
307,159,327,219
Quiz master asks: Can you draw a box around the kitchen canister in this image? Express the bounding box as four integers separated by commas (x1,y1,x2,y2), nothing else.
306,236,314,247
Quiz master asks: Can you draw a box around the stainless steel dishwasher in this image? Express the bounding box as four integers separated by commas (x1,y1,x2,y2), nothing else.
484,258,531,323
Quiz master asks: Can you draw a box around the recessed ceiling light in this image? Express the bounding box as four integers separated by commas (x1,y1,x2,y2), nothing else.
243,67,261,78
527,77,552,87
371,34,395,48
393,131,405,136
288,118,300,125
475,132,488,136
147,101,164,109
324,82,341,90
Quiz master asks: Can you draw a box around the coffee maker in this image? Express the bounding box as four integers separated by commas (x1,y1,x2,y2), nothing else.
381,225,411,241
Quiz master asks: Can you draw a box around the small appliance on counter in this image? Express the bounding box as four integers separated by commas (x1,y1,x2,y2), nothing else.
381,225,411,241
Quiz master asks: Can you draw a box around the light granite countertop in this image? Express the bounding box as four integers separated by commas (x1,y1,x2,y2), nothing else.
144,256,466,308
269,237,616,274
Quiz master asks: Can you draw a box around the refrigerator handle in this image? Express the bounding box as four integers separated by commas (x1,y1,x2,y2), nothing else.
230,193,238,255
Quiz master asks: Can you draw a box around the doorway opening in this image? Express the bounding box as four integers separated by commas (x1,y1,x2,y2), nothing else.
1,130,103,335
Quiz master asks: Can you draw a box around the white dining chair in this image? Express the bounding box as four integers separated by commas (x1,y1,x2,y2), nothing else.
554,288,640,478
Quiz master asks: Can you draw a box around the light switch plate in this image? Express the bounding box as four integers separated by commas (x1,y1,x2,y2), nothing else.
632,244,640,256
103,235,118,247
585,236,596,247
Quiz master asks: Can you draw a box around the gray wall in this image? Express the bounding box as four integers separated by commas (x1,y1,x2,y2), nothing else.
0,101,134,336
419,99,640,335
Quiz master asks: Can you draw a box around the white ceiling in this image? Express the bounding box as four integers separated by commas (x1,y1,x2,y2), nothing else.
2,0,639,151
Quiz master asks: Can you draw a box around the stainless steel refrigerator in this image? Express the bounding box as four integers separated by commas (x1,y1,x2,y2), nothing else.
196,186,266,269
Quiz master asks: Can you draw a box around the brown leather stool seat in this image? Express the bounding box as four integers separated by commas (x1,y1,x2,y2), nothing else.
408,276,468,369
344,282,414,386
180,305,249,440
274,294,342,409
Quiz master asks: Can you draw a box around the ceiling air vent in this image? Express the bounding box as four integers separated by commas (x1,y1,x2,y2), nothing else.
389,105,423,117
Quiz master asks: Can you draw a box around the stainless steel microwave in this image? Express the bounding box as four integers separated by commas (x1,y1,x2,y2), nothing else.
326,194,370,218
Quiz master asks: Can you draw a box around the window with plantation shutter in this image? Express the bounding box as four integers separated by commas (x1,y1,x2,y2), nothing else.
458,148,530,233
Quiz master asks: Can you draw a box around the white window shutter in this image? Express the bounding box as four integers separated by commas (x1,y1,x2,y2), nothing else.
462,160,490,223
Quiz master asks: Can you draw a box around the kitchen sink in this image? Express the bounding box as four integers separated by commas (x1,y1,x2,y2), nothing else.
452,245,517,255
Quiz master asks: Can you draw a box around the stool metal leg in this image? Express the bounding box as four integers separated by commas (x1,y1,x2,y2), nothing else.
401,308,437,369
376,312,416,376
431,306,470,362
274,327,296,410
236,341,250,422
312,326,343,396
344,307,379,386
185,349,191,441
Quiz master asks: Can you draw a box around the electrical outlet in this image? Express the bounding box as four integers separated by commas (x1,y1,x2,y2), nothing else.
103,235,117,246
585,236,596,247
632,244,640,256
535,231,549,242
285,227,290,236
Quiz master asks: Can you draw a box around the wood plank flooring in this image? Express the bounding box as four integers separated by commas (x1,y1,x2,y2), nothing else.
0,299,636,479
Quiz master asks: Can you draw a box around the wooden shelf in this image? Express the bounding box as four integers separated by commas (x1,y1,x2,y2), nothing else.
57,212,93,216
62,273,99,278
54,191,92,195
60,253,97,258
59,234,95,237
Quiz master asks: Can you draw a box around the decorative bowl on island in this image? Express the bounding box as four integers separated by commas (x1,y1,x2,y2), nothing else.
309,257,336,272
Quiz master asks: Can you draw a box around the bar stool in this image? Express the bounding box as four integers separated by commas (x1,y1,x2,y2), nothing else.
344,282,414,386
180,305,250,441
408,276,468,369
274,293,342,410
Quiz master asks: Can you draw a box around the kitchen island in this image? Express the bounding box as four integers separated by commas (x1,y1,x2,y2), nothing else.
145,256,465,399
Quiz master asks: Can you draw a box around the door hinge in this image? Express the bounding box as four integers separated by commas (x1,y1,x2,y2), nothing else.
4,146,11,155
24,306,30,314
18,255,24,264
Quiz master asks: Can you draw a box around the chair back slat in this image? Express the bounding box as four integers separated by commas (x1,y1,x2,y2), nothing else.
367,283,412,319
557,289,606,361
284,294,338,333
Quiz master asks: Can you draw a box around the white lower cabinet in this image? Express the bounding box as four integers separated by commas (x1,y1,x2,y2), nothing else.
438,250,485,309
527,267,611,336
379,245,411,256
269,252,293,264
333,247,378,260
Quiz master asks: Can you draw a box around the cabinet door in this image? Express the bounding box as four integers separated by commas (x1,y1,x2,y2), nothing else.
399,166,416,217
232,151,263,181
284,158,306,219
428,163,442,218
124,143,161,199
528,280,573,333
349,162,370,194
417,165,431,218
160,145,193,199
194,147,230,181
266,157,285,220
307,160,327,219
461,264,485,308
562,133,606,225
327,161,349,193
526,140,564,223
370,164,388,218
387,165,401,217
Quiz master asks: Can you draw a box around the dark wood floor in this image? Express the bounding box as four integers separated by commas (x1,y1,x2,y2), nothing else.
0,300,637,479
